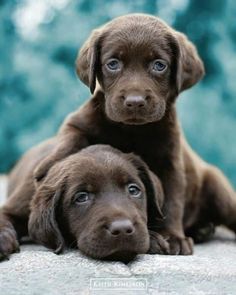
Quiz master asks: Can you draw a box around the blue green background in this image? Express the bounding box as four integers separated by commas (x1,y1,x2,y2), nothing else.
0,0,235,186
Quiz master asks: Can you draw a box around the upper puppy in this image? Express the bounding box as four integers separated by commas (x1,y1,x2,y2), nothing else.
77,13,204,124
73,14,236,253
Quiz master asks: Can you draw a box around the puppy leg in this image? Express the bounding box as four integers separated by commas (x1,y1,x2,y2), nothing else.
0,184,32,260
158,168,194,255
202,166,236,234
34,128,88,181
0,211,20,260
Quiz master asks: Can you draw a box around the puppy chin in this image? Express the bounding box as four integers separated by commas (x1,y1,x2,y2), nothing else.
82,246,145,262
106,109,166,125
103,250,138,262
123,113,165,125
78,237,149,261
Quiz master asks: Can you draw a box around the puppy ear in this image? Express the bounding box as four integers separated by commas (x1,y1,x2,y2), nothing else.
126,154,164,226
175,32,205,92
137,163,165,226
76,29,102,94
28,182,65,254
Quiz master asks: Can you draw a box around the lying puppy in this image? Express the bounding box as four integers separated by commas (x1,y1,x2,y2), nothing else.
0,145,166,261
4,14,236,255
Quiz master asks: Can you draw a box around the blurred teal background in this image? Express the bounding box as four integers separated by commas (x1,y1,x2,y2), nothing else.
0,0,236,186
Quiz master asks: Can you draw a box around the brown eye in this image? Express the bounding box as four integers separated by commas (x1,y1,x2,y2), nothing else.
152,59,167,72
128,184,142,198
74,192,90,203
106,58,121,71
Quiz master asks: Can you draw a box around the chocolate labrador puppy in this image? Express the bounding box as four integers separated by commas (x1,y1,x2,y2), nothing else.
0,145,166,261
3,14,236,255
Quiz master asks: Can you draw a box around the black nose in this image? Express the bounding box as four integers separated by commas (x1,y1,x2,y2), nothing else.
107,219,135,236
124,95,146,109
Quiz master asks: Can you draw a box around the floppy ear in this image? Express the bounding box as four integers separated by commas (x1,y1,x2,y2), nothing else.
175,31,205,92
125,154,164,227
28,182,65,254
76,29,102,94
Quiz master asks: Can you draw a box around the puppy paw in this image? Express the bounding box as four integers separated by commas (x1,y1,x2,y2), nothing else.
0,225,20,261
167,235,194,255
188,223,215,243
34,159,52,182
148,230,170,254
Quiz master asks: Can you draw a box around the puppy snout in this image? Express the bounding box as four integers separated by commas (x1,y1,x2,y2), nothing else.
124,95,146,109
106,219,135,237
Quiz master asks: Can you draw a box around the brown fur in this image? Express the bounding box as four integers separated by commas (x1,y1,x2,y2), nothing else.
0,145,167,261
1,14,236,257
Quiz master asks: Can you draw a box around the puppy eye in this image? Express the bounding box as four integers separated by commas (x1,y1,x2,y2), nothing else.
152,59,167,72
128,184,142,197
74,192,90,203
106,58,121,71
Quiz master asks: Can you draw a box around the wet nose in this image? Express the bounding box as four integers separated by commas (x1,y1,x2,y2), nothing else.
107,219,135,236
124,95,146,109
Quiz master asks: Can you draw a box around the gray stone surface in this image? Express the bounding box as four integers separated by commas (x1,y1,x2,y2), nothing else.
0,176,236,295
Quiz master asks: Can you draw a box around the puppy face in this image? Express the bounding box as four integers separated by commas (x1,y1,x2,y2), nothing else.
63,149,149,260
76,14,204,125
28,145,164,261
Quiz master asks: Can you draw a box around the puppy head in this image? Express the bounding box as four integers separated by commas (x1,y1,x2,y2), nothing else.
76,14,204,125
29,145,164,261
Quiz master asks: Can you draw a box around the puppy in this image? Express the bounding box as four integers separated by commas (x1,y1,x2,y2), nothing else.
0,145,166,261
5,14,236,255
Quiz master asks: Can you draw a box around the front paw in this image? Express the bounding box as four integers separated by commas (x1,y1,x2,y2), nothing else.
167,235,194,255
0,226,20,261
187,223,215,243
34,159,52,182
148,230,170,254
